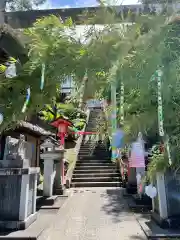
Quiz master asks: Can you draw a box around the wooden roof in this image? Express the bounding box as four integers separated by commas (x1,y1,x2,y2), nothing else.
17,121,55,137
3,120,55,138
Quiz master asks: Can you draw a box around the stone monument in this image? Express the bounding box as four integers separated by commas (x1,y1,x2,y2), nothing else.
0,135,39,230
152,171,180,229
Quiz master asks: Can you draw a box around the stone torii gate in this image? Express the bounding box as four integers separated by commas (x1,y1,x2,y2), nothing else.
3,3,180,29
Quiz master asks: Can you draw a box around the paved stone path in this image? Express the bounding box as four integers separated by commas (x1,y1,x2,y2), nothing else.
39,188,147,240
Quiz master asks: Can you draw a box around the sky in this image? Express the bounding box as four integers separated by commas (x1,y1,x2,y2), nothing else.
39,0,140,10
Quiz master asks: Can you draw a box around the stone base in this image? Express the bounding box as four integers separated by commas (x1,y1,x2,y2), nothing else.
126,183,137,194
0,212,37,230
54,185,66,195
132,194,152,207
42,196,59,206
152,211,180,229
36,195,59,207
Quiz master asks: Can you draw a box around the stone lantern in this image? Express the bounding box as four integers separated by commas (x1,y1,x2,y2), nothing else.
50,117,72,189
41,138,65,196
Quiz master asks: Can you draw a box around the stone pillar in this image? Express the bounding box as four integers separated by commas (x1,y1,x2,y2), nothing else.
54,149,66,195
152,172,168,219
43,158,56,197
19,174,29,221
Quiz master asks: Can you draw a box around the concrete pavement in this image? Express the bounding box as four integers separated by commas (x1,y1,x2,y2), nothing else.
39,187,147,240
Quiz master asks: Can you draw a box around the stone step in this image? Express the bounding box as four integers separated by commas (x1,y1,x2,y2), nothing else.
75,165,117,170
80,144,96,147
76,162,116,167
76,160,112,164
72,177,120,182
78,154,109,158
73,169,118,174
80,145,96,148
72,172,120,178
79,149,107,152
78,154,109,157
78,156,110,160
71,181,122,188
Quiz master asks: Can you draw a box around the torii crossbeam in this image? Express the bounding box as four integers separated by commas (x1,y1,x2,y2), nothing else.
4,3,174,29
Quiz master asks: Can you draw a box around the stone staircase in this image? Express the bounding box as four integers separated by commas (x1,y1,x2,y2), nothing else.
71,108,122,188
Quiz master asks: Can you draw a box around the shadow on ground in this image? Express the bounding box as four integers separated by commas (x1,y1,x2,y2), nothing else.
100,188,131,223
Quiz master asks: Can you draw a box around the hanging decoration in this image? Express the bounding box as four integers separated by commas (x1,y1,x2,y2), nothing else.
111,80,117,161
145,184,157,199
22,87,31,113
0,57,17,75
120,82,124,124
136,173,142,185
129,136,145,168
78,70,88,118
138,183,143,194
40,63,45,90
166,136,172,165
5,63,17,78
0,113,3,124
152,70,172,165
156,70,164,137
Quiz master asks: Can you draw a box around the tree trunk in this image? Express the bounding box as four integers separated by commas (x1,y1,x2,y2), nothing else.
0,0,6,24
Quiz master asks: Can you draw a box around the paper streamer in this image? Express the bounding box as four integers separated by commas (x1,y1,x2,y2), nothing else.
5,63,17,78
77,71,87,118
156,70,164,137
22,87,31,113
0,113,3,124
136,173,142,185
111,81,117,162
120,82,124,123
151,70,164,136
129,140,145,168
145,184,157,199
138,183,143,194
40,63,45,90
152,70,172,165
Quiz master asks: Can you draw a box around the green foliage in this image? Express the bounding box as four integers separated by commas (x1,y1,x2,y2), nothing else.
39,102,87,123
72,119,86,130
147,145,169,182
0,15,86,131
1,4,180,181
